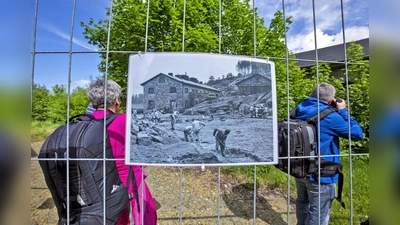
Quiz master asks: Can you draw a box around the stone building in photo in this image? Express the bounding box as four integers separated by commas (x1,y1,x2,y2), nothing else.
235,74,271,95
140,73,221,112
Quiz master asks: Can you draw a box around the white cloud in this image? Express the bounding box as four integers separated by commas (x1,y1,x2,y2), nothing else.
257,0,369,53
73,79,91,88
40,23,98,51
288,26,369,53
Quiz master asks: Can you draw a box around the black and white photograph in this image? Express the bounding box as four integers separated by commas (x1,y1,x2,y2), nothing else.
125,52,278,166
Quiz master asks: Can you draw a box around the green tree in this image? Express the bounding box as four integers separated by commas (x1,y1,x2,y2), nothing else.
308,62,346,98
263,11,310,120
81,1,287,89
70,87,90,116
81,0,312,121
342,42,369,152
48,84,68,123
32,83,50,121
307,51,369,152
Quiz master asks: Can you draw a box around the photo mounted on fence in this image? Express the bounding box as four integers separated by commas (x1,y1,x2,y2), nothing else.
125,52,278,166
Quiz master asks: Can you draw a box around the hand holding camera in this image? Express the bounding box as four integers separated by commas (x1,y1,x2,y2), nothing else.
330,98,346,110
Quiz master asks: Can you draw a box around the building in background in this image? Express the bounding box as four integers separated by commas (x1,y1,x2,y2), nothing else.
140,73,220,112
235,74,271,96
295,38,369,79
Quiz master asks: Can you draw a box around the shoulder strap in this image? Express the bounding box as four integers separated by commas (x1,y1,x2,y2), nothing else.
68,113,119,124
69,114,95,122
289,107,297,119
336,170,345,209
307,107,336,125
288,107,335,121
126,166,140,214
105,113,119,126
320,141,345,209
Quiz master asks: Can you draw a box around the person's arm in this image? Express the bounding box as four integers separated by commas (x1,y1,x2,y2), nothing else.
324,109,363,141
324,98,363,140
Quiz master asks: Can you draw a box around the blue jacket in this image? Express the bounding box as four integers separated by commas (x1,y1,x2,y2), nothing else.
296,97,364,183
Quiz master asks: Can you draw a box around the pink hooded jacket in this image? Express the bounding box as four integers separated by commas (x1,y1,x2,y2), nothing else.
92,111,157,225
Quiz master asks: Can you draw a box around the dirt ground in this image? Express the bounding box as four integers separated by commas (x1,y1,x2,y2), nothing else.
31,141,297,225
129,116,274,165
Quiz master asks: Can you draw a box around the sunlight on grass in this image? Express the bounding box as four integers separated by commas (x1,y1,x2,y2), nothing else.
330,156,369,225
222,157,369,224
31,120,61,142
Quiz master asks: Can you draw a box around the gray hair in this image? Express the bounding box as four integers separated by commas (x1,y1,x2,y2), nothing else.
87,79,121,109
309,83,336,102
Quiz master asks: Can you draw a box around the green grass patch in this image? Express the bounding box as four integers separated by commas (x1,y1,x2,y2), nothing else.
330,157,369,225
222,158,369,224
31,120,62,142
222,165,297,192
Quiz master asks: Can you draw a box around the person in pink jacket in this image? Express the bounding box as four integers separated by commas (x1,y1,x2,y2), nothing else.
87,79,157,225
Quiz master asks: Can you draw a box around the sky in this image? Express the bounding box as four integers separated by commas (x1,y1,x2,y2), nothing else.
29,0,369,91
128,52,274,95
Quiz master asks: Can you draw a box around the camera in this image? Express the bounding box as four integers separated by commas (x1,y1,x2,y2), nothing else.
330,98,342,108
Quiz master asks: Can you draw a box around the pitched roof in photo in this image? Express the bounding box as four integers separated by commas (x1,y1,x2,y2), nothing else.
235,74,271,85
140,73,220,92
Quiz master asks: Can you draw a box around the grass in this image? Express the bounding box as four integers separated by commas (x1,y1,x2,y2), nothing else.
31,120,62,142
31,119,369,224
330,156,369,224
222,156,369,224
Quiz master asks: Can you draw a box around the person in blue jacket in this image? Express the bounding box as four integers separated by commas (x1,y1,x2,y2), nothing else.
294,83,364,225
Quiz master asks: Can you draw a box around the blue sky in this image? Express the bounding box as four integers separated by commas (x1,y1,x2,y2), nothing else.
31,0,369,91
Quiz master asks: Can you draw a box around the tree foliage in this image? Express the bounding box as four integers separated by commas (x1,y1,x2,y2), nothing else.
305,42,369,152
32,1,369,153
341,42,369,152
82,1,289,90
32,83,50,121
32,84,90,123
70,87,91,116
80,0,311,120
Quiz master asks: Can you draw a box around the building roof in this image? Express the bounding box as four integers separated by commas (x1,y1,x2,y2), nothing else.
294,38,369,67
235,74,271,85
140,73,220,92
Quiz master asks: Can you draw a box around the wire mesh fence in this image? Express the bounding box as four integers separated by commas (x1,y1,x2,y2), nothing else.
30,0,369,224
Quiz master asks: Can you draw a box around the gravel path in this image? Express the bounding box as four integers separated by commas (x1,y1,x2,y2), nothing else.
31,141,297,225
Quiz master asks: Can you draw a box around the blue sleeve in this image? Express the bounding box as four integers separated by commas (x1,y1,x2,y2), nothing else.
325,109,364,140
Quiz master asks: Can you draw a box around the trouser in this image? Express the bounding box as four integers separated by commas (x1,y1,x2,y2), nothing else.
295,178,335,225
215,138,225,156
184,131,192,142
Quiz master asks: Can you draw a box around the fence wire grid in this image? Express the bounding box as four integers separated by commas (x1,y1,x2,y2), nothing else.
30,0,369,224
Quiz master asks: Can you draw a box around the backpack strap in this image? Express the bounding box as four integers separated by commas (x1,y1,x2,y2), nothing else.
326,141,345,209
335,168,345,208
307,107,336,125
104,113,119,126
289,107,335,122
126,166,141,214
307,108,346,208
68,110,119,123
289,107,297,119
319,142,346,209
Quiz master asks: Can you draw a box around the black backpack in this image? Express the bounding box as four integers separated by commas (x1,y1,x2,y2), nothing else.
38,114,140,225
275,107,345,208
